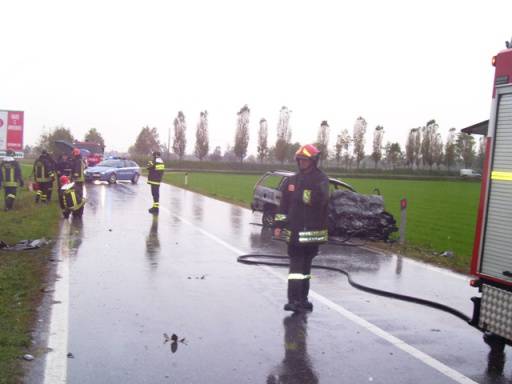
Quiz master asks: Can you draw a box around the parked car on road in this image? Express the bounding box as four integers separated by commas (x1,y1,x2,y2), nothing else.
84,158,141,184
251,170,355,226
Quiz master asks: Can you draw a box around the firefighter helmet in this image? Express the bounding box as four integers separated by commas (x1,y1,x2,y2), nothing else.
295,144,321,162
60,175,70,185
153,151,161,157
72,148,81,156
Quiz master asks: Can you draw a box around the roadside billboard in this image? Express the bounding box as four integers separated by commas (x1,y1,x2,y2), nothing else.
0,110,24,157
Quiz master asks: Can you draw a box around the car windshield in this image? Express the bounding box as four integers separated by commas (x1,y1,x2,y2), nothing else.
97,160,123,167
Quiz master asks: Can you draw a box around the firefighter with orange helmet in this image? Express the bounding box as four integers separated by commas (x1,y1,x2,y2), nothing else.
59,175,85,219
273,144,330,312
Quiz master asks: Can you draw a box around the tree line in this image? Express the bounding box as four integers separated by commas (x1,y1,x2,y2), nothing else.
129,106,484,170
28,106,484,171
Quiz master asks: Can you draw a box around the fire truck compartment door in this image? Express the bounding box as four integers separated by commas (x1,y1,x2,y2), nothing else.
481,88,512,280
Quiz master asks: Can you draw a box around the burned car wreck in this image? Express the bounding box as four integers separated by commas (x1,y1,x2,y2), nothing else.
251,170,397,241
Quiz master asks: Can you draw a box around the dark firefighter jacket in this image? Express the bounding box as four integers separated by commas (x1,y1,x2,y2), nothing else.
61,183,85,211
147,157,164,185
33,155,56,182
0,159,23,188
70,156,85,183
55,157,73,181
274,167,329,245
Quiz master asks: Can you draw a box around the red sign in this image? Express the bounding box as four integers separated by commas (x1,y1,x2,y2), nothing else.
3,111,24,152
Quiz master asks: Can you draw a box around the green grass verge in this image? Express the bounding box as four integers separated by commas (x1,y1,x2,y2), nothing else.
0,163,60,383
162,172,480,272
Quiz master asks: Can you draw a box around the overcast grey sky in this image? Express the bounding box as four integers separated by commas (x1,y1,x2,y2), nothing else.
1,0,511,155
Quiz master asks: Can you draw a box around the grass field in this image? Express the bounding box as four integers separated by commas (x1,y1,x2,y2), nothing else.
162,171,481,272
0,163,60,383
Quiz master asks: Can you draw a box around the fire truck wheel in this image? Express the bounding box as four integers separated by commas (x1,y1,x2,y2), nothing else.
483,332,506,352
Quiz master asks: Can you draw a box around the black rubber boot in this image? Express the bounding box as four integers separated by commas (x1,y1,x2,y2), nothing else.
284,280,305,312
300,279,313,311
148,207,159,214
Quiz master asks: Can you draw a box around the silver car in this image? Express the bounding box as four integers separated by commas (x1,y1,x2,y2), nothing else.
251,170,355,226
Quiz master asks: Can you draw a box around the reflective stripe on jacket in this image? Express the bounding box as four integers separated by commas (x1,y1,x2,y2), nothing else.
147,157,164,184
33,157,55,182
0,161,23,188
71,157,85,182
275,167,330,245
61,184,85,211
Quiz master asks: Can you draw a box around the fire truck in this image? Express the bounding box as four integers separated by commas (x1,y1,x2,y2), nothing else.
74,140,104,166
468,42,512,350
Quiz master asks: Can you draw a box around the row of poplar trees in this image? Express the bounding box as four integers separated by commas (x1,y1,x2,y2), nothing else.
130,107,483,170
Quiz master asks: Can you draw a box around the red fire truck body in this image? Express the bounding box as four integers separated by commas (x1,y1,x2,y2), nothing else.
470,46,512,343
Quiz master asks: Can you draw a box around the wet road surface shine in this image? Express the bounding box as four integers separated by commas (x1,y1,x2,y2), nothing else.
45,181,509,383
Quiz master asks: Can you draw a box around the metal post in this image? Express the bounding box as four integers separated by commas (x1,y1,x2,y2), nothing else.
399,198,407,245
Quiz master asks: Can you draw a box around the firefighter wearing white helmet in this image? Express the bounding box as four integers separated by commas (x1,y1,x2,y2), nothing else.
273,144,330,312
0,149,24,211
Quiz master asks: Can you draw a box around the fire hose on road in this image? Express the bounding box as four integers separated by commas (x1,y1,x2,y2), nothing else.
237,254,471,323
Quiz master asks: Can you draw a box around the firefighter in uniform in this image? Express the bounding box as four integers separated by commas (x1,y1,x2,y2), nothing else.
0,149,24,211
70,148,85,203
147,151,165,214
59,175,85,219
273,144,329,312
55,153,73,209
33,149,56,203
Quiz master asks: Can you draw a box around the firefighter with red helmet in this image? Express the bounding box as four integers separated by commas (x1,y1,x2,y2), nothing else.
273,144,330,312
59,175,85,219
0,149,24,211
147,151,165,214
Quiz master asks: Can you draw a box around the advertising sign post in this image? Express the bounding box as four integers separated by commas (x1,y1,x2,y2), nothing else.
0,110,24,157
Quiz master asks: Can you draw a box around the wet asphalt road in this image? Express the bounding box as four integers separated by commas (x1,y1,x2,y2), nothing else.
45,180,512,383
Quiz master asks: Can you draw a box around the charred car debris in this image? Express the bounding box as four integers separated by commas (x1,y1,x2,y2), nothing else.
251,170,398,241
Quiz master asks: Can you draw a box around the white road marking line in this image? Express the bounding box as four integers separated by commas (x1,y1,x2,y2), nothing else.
158,201,478,384
43,222,70,384
362,244,470,282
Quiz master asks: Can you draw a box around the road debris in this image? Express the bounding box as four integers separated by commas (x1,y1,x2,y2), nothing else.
0,238,49,252
164,333,187,353
23,354,34,361
440,250,454,258
67,352,75,358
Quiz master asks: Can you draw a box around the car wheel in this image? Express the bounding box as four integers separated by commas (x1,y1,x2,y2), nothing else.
131,173,139,184
262,210,275,227
108,173,117,184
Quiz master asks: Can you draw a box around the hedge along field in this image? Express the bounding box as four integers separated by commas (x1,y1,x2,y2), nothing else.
162,172,481,271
